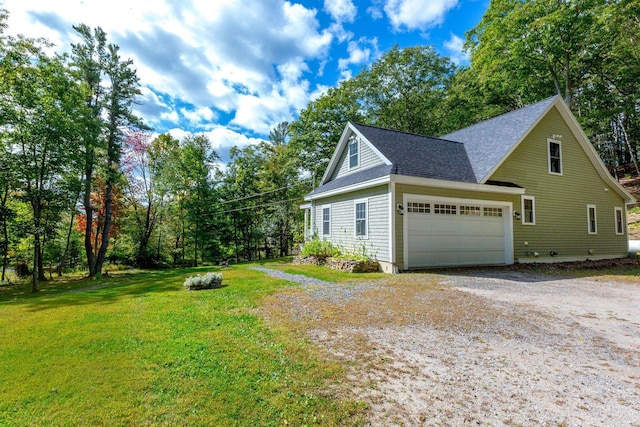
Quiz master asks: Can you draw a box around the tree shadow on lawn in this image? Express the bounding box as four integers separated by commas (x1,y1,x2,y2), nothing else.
1,266,227,312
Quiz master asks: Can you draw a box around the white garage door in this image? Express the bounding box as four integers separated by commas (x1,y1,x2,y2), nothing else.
406,198,510,268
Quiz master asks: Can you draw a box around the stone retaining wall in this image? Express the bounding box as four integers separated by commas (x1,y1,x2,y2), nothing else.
293,256,380,273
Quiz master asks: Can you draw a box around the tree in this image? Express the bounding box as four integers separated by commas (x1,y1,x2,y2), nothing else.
356,45,458,136
71,25,145,277
122,131,158,266
2,37,85,291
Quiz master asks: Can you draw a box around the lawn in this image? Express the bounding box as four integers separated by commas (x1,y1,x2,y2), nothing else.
0,265,367,426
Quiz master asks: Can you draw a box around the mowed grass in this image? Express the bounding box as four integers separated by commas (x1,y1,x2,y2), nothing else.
0,266,366,426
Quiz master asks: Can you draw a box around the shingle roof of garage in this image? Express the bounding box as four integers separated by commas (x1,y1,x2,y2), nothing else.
310,96,558,196
352,123,477,183
442,96,558,182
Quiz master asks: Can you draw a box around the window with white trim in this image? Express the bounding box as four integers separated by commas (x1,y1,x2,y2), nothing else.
322,206,331,236
348,138,359,169
548,139,562,175
587,204,597,234
522,196,535,225
615,207,624,235
355,199,368,238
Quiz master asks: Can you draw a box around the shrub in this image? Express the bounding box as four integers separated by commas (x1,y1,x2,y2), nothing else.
184,272,223,290
300,238,342,258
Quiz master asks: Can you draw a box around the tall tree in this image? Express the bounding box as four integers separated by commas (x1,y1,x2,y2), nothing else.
71,25,145,277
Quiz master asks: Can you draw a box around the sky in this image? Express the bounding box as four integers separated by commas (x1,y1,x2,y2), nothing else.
0,0,489,162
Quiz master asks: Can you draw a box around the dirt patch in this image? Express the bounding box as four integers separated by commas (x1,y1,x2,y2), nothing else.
259,270,640,426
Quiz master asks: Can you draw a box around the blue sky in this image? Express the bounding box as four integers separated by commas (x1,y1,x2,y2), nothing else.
0,0,488,161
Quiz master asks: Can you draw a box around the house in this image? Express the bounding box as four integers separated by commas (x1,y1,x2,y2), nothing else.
301,96,636,273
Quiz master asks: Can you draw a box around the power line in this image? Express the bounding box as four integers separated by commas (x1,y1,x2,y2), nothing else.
217,186,289,205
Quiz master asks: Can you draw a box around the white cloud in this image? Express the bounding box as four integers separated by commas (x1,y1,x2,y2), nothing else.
2,0,334,137
443,33,470,65
180,107,217,126
384,0,459,31
337,37,379,80
324,0,357,23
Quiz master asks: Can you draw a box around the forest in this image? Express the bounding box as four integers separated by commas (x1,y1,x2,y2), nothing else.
1,0,639,291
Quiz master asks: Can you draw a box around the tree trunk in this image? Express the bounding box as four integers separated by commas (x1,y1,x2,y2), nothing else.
84,150,96,276
1,187,8,282
58,207,77,277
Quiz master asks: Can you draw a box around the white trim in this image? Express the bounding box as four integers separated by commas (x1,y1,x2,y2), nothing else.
389,182,396,267
321,205,331,237
521,195,535,225
552,98,635,204
474,96,635,205
305,176,390,201
320,123,392,185
587,204,597,235
614,207,624,235
354,198,368,239
348,137,360,170
392,174,525,195
402,193,514,270
305,173,526,202
547,138,563,175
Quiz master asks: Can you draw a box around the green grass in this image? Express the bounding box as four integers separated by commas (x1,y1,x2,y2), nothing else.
0,266,367,426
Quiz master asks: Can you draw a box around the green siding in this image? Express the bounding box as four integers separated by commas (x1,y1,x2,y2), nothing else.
489,106,628,260
394,184,518,267
312,185,390,261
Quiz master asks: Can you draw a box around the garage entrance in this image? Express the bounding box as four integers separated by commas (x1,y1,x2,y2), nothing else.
404,195,513,269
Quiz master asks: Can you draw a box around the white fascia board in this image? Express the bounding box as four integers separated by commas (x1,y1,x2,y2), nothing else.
319,123,354,184
478,97,557,184
349,126,393,166
553,100,636,205
304,176,391,201
391,175,526,195
319,123,393,185
299,202,312,210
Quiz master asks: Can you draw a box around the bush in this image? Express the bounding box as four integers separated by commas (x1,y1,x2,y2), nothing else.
300,238,342,258
183,272,223,290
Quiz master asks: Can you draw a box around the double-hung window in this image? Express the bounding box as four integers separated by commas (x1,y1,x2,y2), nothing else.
322,206,331,237
614,207,624,235
548,139,562,175
522,195,535,225
348,138,359,169
355,199,368,238
587,204,597,234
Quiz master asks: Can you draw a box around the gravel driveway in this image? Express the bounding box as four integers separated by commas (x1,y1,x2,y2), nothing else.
257,267,640,426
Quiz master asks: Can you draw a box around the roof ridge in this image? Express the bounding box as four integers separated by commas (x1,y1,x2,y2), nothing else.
352,122,465,146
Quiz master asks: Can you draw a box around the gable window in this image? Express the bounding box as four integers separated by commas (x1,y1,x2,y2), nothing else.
615,207,624,235
355,199,368,238
587,204,597,234
348,138,359,169
522,196,535,225
322,206,331,237
548,139,562,175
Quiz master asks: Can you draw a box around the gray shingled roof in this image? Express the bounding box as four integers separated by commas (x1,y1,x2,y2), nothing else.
442,95,558,182
353,123,477,183
310,164,393,195
311,96,558,196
